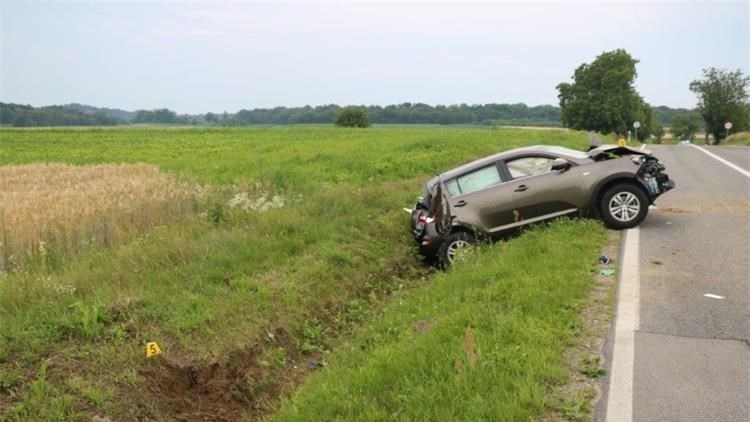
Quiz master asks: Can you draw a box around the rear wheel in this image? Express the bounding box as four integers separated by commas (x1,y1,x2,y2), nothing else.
439,231,476,268
599,183,649,229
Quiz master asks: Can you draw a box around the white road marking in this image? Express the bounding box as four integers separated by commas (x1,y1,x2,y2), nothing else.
703,293,725,300
606,228,640,422
640,143,646,150
690,144,750,178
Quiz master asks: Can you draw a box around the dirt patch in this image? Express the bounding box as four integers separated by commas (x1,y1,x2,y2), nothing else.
412,319,434,334
142,329,312,421
662,207,691,214
660,200,750,215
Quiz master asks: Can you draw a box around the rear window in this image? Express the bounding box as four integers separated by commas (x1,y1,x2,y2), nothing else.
446,165,502,196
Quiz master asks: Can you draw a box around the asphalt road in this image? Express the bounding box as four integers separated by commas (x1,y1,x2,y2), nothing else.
599,144,750,422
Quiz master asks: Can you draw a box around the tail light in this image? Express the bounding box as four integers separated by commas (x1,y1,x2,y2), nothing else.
418,214,435,224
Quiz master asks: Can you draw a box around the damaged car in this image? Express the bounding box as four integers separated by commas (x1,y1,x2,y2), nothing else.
408,144,675,266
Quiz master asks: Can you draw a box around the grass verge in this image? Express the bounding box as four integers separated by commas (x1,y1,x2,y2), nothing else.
268,219,607,422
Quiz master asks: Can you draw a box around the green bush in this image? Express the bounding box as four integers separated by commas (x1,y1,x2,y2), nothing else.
334,106,371,128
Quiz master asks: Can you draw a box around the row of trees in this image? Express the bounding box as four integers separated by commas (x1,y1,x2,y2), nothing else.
213,103,563,126
0,102,562,127
0,103,119,126
0,102,564,127
1,100,695,129
557,49,749,144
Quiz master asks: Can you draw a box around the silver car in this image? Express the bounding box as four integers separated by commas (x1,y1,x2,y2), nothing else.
409,144,675,266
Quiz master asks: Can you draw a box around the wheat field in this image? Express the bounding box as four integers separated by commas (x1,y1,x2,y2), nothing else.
0,163,196,270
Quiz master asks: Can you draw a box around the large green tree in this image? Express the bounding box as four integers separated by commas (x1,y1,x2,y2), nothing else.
557,49,649,136
651,109,665,143
633,99,653,141
689,68,750,144
670,112,703,141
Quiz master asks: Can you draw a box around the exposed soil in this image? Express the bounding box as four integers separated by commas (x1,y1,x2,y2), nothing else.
412,319,434,334
141,328,311,422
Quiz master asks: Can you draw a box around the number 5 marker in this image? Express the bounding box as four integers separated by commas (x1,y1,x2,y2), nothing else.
146,341,162,358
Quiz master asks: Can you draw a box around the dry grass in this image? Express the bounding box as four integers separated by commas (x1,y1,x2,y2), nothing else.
725,131,750,146
0,163,196,270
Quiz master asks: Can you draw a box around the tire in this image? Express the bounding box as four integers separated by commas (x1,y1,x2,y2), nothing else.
599,183,649,229
438,231,476,268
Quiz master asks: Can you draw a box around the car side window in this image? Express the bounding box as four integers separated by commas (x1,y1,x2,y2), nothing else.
445,179,461,196
506,156,554,179
449,165,502,196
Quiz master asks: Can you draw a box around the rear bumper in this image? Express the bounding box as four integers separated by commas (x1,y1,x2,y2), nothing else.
413,222,443,259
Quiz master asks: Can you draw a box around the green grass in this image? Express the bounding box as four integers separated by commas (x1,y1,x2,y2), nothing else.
0,126,598,421
0,126,582,187
268,220,606,421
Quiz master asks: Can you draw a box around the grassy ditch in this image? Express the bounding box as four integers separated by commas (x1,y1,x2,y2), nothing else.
269,219,607,422
0,126,595,421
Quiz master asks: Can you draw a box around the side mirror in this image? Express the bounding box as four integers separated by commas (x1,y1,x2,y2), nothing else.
551,157,572,171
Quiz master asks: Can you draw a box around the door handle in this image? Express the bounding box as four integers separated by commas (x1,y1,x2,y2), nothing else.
454,200,468,207
513,185,529,192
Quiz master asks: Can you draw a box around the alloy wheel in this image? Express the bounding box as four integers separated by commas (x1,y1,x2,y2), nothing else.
609,192,641,222
446,239,472,264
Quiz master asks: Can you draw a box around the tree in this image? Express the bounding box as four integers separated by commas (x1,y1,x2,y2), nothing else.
632,99,653,141
334,106,371,128
670,112,702,141
557,49,646,135
651,109,665,143
689,68,750,144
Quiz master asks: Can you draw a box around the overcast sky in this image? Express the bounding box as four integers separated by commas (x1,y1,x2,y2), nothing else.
1,1,748,114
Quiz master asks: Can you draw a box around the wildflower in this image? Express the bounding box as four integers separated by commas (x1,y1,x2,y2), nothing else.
53,284,76,295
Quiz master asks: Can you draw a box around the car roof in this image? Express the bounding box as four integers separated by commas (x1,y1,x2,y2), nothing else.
438,145,589,180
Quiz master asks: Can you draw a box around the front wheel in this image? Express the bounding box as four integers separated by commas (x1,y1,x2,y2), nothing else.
599,183,649,229
439,231,476,268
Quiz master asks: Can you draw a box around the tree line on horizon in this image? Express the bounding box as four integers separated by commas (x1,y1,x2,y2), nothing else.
0,101,691,129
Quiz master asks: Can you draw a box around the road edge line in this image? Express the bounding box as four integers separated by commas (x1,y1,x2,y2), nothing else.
605,228,640,422
689,144,750,178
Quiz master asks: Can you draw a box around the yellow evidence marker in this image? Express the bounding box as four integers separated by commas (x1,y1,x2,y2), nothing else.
146,341,162,358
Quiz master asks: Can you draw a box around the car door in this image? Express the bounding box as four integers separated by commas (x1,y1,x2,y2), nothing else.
501,154,586,223
443,163,516,233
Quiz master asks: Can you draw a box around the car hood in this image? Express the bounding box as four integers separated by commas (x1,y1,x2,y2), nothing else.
587,144,651,159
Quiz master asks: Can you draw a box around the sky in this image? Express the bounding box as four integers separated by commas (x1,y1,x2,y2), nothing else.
1,1,749,114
